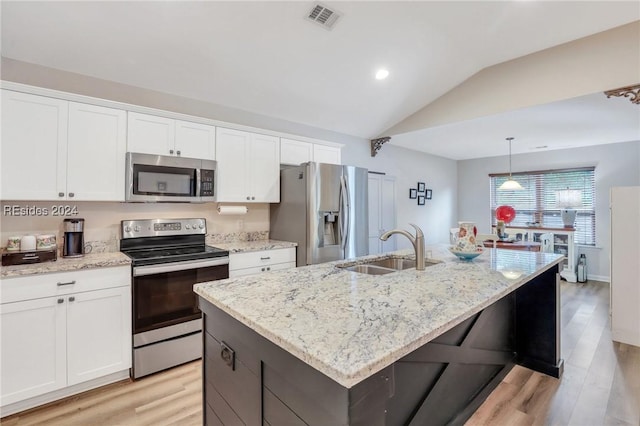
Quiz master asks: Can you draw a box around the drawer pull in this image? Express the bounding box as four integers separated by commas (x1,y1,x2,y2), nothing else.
57,280,76,286
220,342,235,371
57,298,64,304
69,296,75,302
260,257,271,260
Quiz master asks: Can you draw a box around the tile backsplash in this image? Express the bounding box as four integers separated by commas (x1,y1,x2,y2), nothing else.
1,201,270,252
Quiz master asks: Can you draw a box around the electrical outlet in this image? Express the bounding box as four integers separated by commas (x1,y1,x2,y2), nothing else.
237,219,244,230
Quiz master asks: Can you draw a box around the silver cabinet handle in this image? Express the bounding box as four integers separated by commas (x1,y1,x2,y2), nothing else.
57,280,76,286
69,296,75,302
57,298,64,304
68,192,74,198
260,257,271,260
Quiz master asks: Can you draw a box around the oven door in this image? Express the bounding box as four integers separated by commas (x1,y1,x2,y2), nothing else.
132,257,229,336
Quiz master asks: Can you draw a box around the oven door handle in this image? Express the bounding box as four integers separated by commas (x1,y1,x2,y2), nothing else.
133,257,230,277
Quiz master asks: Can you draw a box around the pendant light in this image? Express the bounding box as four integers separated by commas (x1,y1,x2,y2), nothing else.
499,137,523,190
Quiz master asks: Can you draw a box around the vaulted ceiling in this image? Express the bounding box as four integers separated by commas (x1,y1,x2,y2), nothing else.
2,1,639,159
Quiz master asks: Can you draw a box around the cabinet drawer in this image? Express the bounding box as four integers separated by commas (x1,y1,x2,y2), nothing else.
1,266,130,304
229,262,296,278
229,248,295,271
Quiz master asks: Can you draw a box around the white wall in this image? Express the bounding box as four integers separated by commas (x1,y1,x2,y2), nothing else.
342,142,457,249
457,140,640,281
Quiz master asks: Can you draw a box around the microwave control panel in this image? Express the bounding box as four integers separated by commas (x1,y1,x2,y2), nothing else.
200,169,215,196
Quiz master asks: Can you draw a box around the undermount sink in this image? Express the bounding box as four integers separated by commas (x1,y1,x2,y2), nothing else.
341,264,397,275
338,256,440,275
366,257,417,270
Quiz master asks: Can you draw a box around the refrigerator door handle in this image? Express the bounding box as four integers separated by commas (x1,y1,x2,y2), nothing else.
340,175,350,253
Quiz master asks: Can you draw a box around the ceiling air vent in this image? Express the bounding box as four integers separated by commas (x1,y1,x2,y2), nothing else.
306,3,341,30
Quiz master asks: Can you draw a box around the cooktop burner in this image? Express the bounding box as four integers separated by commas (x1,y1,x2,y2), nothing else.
119,218,229,266
123,244,229,266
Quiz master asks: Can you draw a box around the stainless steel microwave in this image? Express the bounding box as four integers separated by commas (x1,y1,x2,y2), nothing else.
125,152,216,202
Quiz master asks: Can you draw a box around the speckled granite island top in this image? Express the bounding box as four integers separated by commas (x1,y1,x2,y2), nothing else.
211,239,297,253
194,245,563,388
1,252,131,278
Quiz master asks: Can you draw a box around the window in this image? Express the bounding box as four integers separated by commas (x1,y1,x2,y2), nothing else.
489,167,595,245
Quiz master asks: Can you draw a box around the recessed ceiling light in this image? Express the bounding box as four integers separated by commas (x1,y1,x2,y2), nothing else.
375,69,389,80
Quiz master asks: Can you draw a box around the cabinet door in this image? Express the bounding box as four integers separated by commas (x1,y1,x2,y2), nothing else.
368,174,382,255
175,120,216,160
66,286,131,386
1,90,68,200
215,127,250,202
127,112,175,156
313,144,341,165
67,102,127,201
280,138,312,165
1,297,67,406
249,134,280,202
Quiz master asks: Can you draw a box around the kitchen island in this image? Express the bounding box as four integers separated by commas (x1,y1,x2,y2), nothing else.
194,245,564,425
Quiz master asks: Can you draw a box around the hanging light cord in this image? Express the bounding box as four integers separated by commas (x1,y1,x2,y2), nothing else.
507,137,514,178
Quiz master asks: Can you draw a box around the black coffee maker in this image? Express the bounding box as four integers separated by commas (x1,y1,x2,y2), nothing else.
63,218,85,258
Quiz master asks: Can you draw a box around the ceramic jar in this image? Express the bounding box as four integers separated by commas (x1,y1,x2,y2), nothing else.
455,222,477,252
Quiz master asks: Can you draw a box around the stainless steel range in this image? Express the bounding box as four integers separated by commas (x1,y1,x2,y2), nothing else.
120,218,229,379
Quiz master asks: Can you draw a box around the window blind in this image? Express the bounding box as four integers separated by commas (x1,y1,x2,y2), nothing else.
489,167,596,245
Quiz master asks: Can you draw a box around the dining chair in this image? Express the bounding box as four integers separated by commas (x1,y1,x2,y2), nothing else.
476,233,498,248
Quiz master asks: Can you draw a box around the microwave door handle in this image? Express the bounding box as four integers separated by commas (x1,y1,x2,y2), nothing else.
195,169,202,197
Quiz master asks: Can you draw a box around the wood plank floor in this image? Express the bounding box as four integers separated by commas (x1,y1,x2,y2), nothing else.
2,280,639,426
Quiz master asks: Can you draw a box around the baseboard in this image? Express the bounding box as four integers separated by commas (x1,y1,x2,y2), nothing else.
586,274,609,283
612,329,640,347
0,369,130,418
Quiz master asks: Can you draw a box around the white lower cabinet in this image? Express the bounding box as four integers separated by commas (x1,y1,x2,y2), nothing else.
1,297,67,406
66,286,131,386
0,266,131,412
229,248,296,278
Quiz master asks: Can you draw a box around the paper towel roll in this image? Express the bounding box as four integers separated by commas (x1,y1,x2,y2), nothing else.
217,205,248,215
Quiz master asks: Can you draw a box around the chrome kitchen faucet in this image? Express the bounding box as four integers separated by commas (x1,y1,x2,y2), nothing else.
380,224,426,270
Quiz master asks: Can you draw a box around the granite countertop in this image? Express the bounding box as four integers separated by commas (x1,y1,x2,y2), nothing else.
1,252,131,278
212,239,297,253
194,244,564,389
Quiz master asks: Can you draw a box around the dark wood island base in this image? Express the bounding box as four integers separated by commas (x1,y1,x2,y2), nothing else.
198,265,562,426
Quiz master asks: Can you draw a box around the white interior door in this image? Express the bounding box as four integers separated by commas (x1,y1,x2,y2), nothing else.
368,174,397,254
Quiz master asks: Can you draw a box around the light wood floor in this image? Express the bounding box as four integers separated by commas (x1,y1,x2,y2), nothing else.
2,280,639,426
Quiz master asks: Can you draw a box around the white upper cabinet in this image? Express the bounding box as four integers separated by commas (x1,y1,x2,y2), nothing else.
313,144,342,165
127,112,215,160
67,102,126,201
1,91,125,201
175,120,216,160
280,138,313,165
1,90,68,200
216,127,280,202
280,137,342,166
127,112,174,156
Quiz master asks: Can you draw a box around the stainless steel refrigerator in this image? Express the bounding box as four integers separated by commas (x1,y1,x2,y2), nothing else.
270,162,369,266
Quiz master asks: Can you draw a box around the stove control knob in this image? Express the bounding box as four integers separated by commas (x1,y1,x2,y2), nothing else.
185,224,191,230
134,225,141,232
124,226,131,233
199,224,205,229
